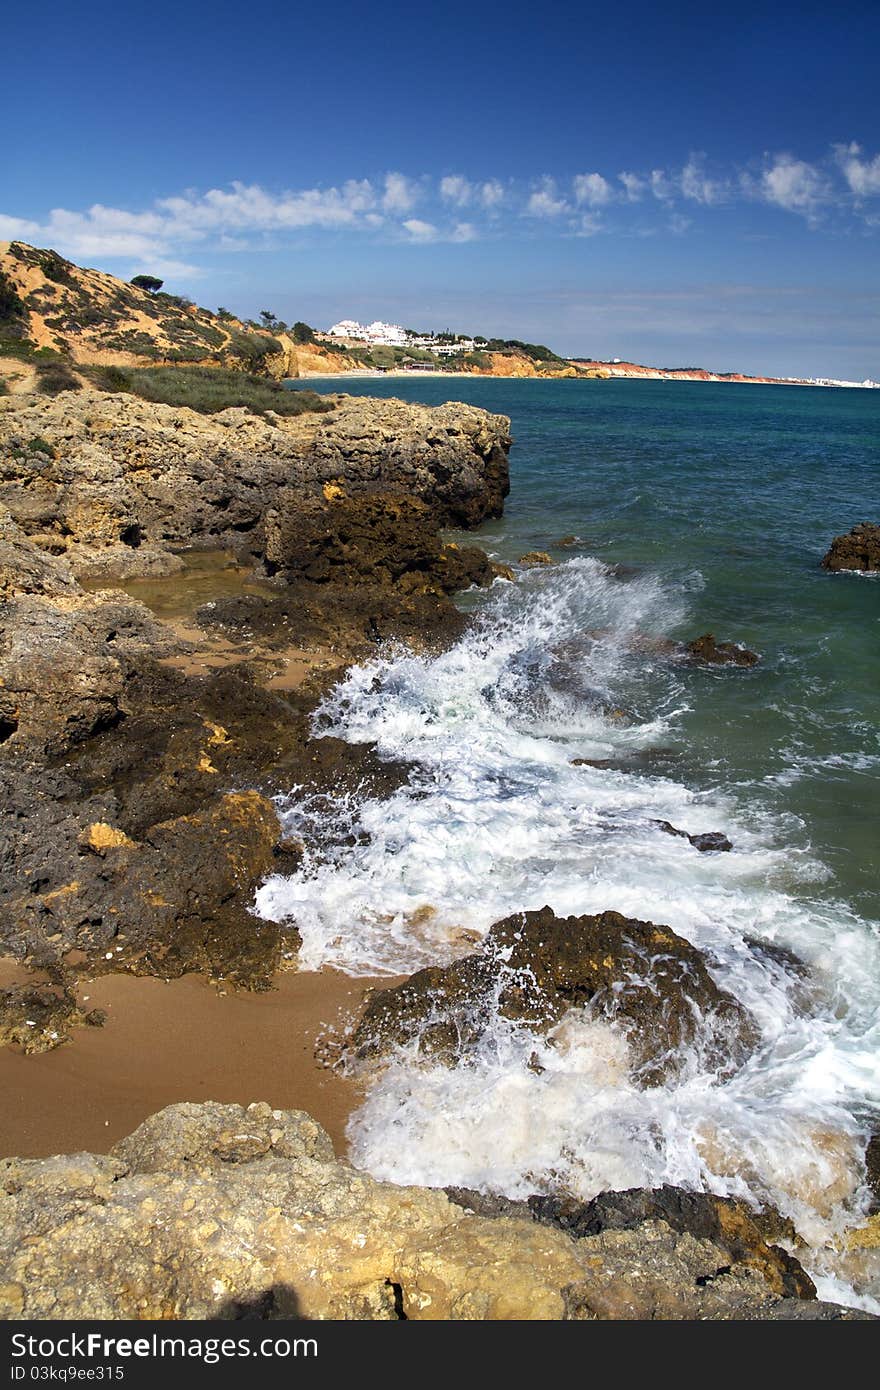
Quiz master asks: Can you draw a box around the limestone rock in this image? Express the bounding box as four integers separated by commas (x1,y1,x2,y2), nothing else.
0,1101,841,1321
0,389,510,578
0,979,94,1053
0,505,78,598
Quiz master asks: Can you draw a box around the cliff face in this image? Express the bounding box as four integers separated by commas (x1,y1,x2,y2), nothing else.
0,241,352,378
463,350,578,380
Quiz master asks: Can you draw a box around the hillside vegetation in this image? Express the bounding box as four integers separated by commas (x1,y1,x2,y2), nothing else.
84,365,333,417
0,240,609,391
0,241,351,384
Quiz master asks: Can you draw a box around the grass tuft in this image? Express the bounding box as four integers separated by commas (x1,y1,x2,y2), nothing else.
85,365,333,418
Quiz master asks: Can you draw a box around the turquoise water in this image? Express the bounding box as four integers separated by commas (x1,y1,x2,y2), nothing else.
269,376,879,1302
292,377,880,917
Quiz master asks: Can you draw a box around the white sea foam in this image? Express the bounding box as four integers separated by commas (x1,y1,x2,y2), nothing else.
255,557,880,1306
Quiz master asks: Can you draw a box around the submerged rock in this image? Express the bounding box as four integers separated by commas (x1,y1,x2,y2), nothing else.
685,632,760,667
519,550,554,566
821,523,880,573
0,1100,854,1321
351,906,759,1086
654,820,733,852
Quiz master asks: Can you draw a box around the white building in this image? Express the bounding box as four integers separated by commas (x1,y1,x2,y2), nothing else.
327,319,409,346
327,319,363,339
327,319,483,354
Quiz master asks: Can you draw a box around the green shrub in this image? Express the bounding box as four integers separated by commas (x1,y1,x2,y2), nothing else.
40,251,76,285
36,359,81,395
87,365,333,418
7,435,56,462
0,272,26,330
87,365,132,393
485,337,561,362
154,292,195,310
131,275,164,293
229,332,283,367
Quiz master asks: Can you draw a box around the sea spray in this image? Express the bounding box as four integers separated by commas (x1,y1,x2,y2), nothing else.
255,557,880,1305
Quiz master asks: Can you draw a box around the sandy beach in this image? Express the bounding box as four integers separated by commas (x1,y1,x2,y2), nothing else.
0,962,399,1158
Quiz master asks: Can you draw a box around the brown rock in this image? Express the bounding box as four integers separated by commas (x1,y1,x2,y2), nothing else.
654,820,733,852
0,980,88,1053
685,633,760,667
352,906,759,1086
821,523,880,573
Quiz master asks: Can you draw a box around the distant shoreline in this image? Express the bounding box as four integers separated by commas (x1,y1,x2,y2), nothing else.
294,369,834,388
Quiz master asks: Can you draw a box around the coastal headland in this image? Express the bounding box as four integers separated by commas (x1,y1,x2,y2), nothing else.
1,239,858,391
1,244,878,1321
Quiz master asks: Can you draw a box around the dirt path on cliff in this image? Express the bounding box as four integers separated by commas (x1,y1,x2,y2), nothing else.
0,967,402,1159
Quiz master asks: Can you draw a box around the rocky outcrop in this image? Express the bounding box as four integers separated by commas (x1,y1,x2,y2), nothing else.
0,388,510,579
685,633,760,667
263,488,502,593
822,523,880,573
1,1100,856,1321
351,906,759,1086
0,560,413,986
0,386,510,998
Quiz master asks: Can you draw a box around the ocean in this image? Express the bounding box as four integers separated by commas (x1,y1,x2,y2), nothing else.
264,376,879,1306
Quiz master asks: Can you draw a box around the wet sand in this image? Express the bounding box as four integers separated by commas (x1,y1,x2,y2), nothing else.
0,968,399,1160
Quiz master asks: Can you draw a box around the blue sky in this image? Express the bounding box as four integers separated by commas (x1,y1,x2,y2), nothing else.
3,0,879,377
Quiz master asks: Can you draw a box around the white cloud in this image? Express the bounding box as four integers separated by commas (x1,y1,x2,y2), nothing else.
0,213,43,239
618,172,645,202
130,257,206,281
450,222,478,242
573,213,603,237
573,173,612,207
680,156,727,205
382,172,419,214
2,146,874,279
668,213,692,235
479,180,505,209
525,179,568,217
650,169,674,202
440,175,472,206
834,142,880,197
402,218,436,240
760,157,829,218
